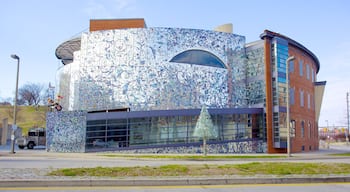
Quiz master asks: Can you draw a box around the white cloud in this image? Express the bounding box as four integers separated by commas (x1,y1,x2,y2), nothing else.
83,0,136,18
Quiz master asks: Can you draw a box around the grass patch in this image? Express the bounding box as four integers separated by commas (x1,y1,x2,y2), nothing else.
49,165,191,177
101,154,285,160
330,153,350,156
218,162,349,175
48,162,350,177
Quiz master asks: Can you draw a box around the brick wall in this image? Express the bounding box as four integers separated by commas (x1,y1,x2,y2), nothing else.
89,18,146,32
288,45,319,152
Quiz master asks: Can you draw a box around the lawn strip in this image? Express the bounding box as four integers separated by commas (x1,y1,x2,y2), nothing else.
48,162,350,177
330,153,350,156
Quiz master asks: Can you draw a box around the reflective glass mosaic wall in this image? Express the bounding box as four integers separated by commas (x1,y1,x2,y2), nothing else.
245,43,266,107
46,111,87,152
50,27,270,153
57,28,249,112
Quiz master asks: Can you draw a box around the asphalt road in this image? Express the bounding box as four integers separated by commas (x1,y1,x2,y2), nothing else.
1,149,350,169
1,144,350,168
1,183,350,192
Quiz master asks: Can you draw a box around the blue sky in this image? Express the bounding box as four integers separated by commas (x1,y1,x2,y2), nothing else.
0,0,349,127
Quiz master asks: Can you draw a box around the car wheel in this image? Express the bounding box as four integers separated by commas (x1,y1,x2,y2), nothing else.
27,142,35,149
18,146,25,149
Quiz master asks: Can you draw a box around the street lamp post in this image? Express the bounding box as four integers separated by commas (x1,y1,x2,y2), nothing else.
346,92,349,145
286,56,295,157
10,54,20,154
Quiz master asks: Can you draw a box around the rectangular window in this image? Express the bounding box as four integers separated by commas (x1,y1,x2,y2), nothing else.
289,60,294,73
306,64,310,80
300,90,304,107
301,121,305,138
299,60,303,76
308,122,311,138
307,93,311,109
290,87,295,105
311,68,315,82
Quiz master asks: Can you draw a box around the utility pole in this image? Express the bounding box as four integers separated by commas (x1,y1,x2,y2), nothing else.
346,92,349,145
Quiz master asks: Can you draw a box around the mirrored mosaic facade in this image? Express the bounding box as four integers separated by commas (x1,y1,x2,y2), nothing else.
49,26,270,153
56,28,258,112
48,20,324,154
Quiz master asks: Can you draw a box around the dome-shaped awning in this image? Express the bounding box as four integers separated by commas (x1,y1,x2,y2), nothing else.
55,37,81,65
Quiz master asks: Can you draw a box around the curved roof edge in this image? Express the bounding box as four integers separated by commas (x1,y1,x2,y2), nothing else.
314,81,327,86
55,37,81,65
260,30,320,73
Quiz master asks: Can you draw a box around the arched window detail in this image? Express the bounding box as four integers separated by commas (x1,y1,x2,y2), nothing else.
170,49,226,68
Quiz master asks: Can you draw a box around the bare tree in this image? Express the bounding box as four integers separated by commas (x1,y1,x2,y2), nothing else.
0,97,12,106
18,83,44,106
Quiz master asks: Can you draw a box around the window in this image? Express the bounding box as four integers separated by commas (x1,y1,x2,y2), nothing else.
170,49,226,68
311,68,315,82
299,60,303,76
300,90,304,107
301,121,305,138
289,60,294,73
308,121,311,138
307,93,311,109
306,64,310,80
290,87,295,105
291,120,296,137
29,132,38,136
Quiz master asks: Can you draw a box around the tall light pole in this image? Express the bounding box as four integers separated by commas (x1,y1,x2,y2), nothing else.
10,54,20,154
286,56,295,157
346,92,349,145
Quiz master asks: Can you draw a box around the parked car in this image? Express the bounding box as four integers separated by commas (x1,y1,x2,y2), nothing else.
16,127,46,149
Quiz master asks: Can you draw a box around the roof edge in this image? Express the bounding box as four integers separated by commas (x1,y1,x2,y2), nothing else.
314,81,327,86
260,30,320,73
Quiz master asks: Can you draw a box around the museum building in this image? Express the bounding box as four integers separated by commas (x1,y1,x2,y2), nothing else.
47,18,326,153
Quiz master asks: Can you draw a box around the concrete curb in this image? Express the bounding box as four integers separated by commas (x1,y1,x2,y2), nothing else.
1,176,350,187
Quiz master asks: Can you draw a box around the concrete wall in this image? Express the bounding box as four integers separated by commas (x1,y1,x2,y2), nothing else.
1,118,8,145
